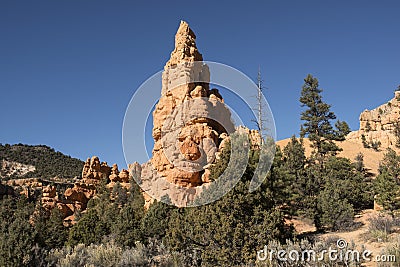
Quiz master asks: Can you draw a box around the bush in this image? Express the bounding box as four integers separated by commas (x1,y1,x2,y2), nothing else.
364,214,400,242
374,171,400,213
365,122,371,132
371,140,381,151
354,153,364,173
318,188,355,231
47,239,179,267
361,134,369,148
376,235,400,267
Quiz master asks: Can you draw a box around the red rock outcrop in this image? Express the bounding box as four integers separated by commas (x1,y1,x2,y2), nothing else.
109,164,120,182
138,21,238,207
108,163,130,183
42,185,57,210
118,169,130,183
42,156,112,218
82,156,111,184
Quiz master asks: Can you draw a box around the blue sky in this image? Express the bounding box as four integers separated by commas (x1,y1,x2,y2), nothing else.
1,0,399,168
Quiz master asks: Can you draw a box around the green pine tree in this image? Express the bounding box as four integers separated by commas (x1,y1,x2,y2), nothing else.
374,171,400,213
318,187,354,231
299,74,342,161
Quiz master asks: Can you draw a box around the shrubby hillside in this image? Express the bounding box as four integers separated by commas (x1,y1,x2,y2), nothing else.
0,144,84,180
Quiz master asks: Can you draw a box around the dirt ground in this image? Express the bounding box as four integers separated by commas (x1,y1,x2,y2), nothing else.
289,209,399,266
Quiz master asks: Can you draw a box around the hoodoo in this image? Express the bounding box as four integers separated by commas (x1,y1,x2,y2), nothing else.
139,21,236,207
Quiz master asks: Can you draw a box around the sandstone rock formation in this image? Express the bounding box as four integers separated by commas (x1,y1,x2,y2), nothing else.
109,163,120,182
128,162,142,181
108,163,130,183
137,21,249,207
347,91,400,148
82,156,111,184
40,21,265,212
37,21,267,211
149,21,235,188
236,126,263,150
42,185,57,210
42,156,112,218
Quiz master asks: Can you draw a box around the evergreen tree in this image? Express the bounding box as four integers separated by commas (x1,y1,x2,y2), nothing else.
140,196,174,242
266,146,294,211
281,136,308,215
379,148,400,181
111,179,145,247
283,136,306,173
33,206,67,249
296,155,372,230
354,152,365,173
166,148,292,266
334,120,351,141
299,74,342,160
324,156,373,211
299,163,325,229
374,171,400,213
318,187,354,231
67,208,109,246
112,181,128,206
0,196,37,266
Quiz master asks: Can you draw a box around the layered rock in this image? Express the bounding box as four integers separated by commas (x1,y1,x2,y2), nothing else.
128,162,142,181
347,91,400,147
138,21,239,207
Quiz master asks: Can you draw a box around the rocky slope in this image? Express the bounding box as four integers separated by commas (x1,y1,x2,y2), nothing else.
1,159,35,178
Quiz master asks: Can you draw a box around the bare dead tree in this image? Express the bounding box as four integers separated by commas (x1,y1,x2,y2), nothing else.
252,66,268,139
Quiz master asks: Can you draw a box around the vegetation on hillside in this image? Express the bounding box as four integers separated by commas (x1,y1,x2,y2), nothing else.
0,144,83,180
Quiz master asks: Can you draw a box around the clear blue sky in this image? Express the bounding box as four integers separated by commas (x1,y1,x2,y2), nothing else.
1,0,400,168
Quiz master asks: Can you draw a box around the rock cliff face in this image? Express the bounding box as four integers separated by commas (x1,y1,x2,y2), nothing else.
347,91,400,147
